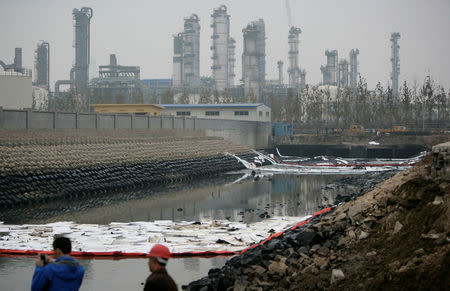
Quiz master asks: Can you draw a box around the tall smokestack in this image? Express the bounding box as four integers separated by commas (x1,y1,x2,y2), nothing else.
277,61,284,85
390,32,401,98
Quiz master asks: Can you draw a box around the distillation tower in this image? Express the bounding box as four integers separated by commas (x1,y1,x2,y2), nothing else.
73,7,93,97
349,49,359,88
55,7,93,96
242,19,265,101
228,37,236,87
277,61,284,85
288,27,301,88
211,5,230,91
299,69,306,89
338,59,349,88
172,33,183,87
0,48,24,73
390,32,401,98
321,50,338,85
182,14,201,89
34,41,50,91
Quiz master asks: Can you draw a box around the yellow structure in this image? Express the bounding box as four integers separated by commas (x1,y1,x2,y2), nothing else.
346,124,365,134
90,104,163,115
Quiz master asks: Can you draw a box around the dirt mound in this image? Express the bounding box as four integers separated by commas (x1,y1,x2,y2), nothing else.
184,155,449,291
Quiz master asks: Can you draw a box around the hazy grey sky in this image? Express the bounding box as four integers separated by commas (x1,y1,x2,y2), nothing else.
1,0,449,90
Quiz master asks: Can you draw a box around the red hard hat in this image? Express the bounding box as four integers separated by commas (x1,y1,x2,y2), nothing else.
149,244,171,259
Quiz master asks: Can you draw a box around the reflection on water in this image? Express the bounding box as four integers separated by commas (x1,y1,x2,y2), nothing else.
0,256,229,291
0,172,358,290
2,173,350,225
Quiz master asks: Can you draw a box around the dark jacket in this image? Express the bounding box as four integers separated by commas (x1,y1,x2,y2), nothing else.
31,256,85,291
144,268,177,291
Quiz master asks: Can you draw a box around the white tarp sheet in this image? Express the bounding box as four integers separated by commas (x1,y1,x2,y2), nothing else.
0,216,308,254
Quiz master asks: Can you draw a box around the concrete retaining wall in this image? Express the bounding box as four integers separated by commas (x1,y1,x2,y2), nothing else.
0,107,272,149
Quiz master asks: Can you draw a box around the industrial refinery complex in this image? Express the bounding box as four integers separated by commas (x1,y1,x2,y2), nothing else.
0,4,404,113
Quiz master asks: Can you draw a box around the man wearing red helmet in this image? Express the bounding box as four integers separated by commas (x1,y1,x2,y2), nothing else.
143,244,177,291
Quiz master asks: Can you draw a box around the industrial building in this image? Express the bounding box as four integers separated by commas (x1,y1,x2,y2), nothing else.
55,7,93,97
141,79,172,103
34,41,50,91
90,103,163,115
390,32,401,98
0,72,33,109
242,19,266,102
0,48,32,109
90,54,143,104
159,103,271,122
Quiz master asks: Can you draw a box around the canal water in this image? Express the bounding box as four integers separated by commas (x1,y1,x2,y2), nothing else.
0,171,361,290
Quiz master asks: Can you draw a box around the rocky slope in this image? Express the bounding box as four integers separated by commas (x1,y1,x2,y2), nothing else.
184,154,449,290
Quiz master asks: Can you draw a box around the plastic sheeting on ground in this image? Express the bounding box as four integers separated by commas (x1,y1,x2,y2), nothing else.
0,215,314,258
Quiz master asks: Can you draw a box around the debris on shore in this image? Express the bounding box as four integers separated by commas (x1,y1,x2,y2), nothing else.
184,153,449,291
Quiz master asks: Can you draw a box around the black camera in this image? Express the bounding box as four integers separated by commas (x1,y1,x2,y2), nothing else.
40,254,48,266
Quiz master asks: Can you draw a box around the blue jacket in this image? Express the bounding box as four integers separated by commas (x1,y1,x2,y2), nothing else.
31,256,85,291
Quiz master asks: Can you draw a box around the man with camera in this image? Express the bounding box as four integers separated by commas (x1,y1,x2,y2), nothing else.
32,236,85,291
